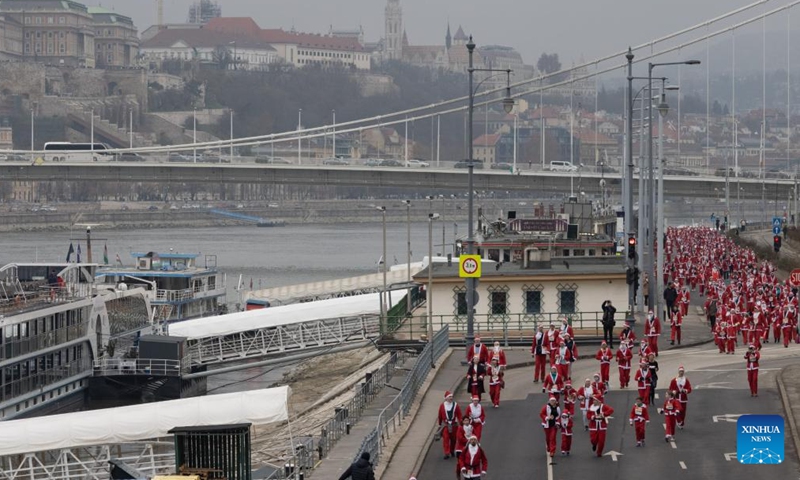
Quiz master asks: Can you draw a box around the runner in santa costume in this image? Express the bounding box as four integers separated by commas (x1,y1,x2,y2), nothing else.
454,416,473,459
590,373,608,400
576,378,596,431
667,366,692,428
466,356,485,401
545,324,561,366
458,435,487,480
465,396,485,440
616,341,633,389
555,340,573,380
644,310,662,356
619,322,636,345
489,341,507,368
531,326,547,383
437,391,462,459
542,365,564,402
561,333,578,380
634,361,652,405
560,317,575,341
486,357,504,408
466,337,489,364
587,395,614,457
781,314,795,348
562,379,577,416
558,412,574,456
629,396,650,447
660,390,680,442
638,338,652,363
745,344,760,397
669,306,683,346
540,396,561,458
716,320,728,353
725,318,738,354
595,342,613,388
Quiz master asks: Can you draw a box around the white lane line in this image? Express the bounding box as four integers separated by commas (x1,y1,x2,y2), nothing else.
671,439,677,449
679,461,687,469
547,453,554,480
655,393,660,399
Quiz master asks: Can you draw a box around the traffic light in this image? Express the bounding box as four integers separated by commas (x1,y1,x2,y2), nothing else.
626,268,634,285
774,235,782,253
627,236,637,260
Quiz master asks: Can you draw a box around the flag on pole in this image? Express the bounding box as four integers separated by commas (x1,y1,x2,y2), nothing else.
77,244,82,263
103,244,109,265
66,243,74,262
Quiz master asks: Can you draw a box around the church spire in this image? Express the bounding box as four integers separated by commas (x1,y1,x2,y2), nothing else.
446,22,451,49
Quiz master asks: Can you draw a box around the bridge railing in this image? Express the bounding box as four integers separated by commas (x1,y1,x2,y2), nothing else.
389,311,609,344
354,324,450,467
92,358,183,377
317,350,409,460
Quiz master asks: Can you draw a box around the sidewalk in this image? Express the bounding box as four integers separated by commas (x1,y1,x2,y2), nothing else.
778,364,800,463
309,356,415,479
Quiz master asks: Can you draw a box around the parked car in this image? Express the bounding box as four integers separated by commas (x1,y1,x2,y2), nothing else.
491,162,513,171
323,158,349,165
454,160,484,169
148,205,159,211
405,159,430,167
255,156,293,164
378,159,403,167
168,153,190,162
117,152,144,162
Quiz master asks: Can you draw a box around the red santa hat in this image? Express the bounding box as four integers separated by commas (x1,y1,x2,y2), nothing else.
565,379,572,385
678,366,685,371
592,394,603,402
548,396,558,402
601,341,607,346
560,412,570,417
472,395,480,401
445,391,453,399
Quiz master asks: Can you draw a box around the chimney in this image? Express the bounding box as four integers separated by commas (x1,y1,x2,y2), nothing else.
524,248,552,269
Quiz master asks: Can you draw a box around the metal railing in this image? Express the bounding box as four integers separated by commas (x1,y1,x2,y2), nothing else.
263,436,315,480
1,321,89,360
92,358,183,377
316,350,408,460
355,324,450,466
390,311,611,345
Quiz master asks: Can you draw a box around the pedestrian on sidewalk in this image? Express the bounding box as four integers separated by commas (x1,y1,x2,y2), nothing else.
486,357,504,408
668,366,692,428
531,326,547,383
629,396,650,447
337,452,375,480
587,396,614,457
458,436,487,479
540,396,560,458
437,391,462,459
664,283,678,321
601,300,616,348
745,344,760,397
559,412,574,456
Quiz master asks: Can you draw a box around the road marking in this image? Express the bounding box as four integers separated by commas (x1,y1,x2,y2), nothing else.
654,393,660,399
713,414,743,423
724,452,737,461
699,368,781,372
679,461,687,469
670,439,677,449
604,450,623,461
547,453,554,480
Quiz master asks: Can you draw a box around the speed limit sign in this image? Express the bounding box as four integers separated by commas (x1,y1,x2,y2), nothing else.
459,255,482,278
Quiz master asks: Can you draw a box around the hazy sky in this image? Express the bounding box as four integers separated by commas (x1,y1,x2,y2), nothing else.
98,0,767,63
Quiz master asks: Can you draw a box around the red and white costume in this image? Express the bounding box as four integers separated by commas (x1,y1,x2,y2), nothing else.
437,393,462,457
629,402,650,445
667,373,692,427
458,443,488,480
670,310,683,344
454,422,474,456
745,348,760,397
531,330,547,383
576,382,596,428
616,344,633,388
465,400,485,440
540,400,561,457
558,413,574,455
634,365,651,405
544,328,561,366
595,346,613,385
542,370,564,402
662,396,680,440
488,345,507,368
466,340,489,364
644,314,662,355
587,400,614,457
554,344,573,380
486,362,504,408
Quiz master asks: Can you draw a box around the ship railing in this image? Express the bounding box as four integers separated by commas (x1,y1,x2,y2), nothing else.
92,358,183,377
0,283,93,315
2,359,91,400
155,288,194,302
1,321,89,361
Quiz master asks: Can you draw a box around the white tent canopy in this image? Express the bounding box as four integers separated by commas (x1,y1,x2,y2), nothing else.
0,387,290,456
169,292,399,340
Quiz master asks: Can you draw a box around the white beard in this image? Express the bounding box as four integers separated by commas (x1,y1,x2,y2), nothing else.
468,444,479,456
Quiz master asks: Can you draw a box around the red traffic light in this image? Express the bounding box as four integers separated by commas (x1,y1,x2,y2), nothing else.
628,237,637,247
775,236,782,243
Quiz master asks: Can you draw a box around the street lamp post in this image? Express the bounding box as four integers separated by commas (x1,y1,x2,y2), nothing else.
466,36,515,347
625,48,635,315
647,59,700,310
655,81,677,321
377,206,387,332
403,200,412,315
513,113,518,173
428,213,440,346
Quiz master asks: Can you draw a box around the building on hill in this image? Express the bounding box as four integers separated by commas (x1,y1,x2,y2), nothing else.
140,28,277,70
0,13,22,59
384,0,403,61
188,0,221,25
329,25,364,45
89,7,138,68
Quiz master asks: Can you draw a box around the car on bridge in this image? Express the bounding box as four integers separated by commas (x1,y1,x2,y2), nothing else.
323,157,349,165
378,159,403,167
255,156,293,164
454,160,484,169
548,161,579,172
491,162,513,171
168,153,191,163
116,152,144,162
364,158,382,166
405,159,430,167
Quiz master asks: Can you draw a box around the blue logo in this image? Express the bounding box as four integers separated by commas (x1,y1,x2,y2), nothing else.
737,415,784,464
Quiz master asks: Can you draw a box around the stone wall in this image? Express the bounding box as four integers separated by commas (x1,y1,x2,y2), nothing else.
153,108,230,127
0,61,46,99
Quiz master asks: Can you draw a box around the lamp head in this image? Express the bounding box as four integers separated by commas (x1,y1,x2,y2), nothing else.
402,200,411,205
376,206,386,212
657,101,669,118
429,213,440,220
466,36,475,52
502,97,515,114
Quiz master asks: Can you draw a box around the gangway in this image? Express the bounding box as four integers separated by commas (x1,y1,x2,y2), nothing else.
169,293,395,367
